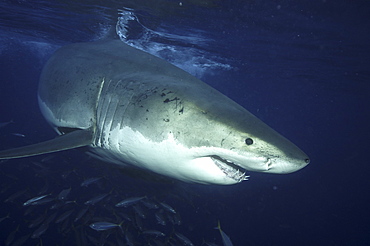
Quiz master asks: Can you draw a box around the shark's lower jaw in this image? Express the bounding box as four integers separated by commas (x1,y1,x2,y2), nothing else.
210,156,249,183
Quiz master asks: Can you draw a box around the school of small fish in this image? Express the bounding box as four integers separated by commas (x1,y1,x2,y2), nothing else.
0,153,233,246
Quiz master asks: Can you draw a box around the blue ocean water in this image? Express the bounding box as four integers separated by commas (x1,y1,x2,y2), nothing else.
0,0,369,245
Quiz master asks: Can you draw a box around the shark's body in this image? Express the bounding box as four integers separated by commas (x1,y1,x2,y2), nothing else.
0,40,309,185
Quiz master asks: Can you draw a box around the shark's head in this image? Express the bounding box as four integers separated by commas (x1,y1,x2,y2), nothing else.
92,77,310,185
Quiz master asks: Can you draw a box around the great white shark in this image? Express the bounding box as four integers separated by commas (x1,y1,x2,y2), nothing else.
0,40,309,185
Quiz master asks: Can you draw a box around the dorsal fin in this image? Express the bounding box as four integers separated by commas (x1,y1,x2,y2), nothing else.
0,129,93,159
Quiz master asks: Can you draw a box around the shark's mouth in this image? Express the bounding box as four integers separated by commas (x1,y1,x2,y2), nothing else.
210,155,249,182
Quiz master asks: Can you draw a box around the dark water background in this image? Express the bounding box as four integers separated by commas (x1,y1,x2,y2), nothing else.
0,0,369,245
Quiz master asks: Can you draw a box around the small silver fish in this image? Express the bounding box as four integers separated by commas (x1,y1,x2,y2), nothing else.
134,212,144,231
133,204,146,219
57,187,71,200
84,193,109,205
115,196,146,207
140,199,159,209
6,225,19,246
125,231,134,246
28,213,47,228
80,177,102,187
4,189,28,203
167,212,182,225
23,194,49,206
173,213,182,225
74,207,89,222
0,120,13,128
50,201,64,210
174,232,194,246
11,133,25,137
10,233,31,246
24,207,36,216
41,155,55,163
43,212,58,225
28,197,54,206
55,209,74,223
0,214,10,223
89,221,121,231
160,202,176,214
155,211,166,225
215,221,234,246
142,230,166,237
117,212,132,222
31,223,49,239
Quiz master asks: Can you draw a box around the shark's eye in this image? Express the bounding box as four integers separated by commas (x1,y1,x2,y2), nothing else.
245,138,253,145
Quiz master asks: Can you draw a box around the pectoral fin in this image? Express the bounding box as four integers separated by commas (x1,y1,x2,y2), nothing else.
0,129,93,159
